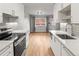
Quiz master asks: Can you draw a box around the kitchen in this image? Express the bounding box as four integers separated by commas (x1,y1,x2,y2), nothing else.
0,3,79,56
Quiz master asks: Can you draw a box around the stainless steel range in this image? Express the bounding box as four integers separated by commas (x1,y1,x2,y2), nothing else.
0,26,26,56
0,28,13,40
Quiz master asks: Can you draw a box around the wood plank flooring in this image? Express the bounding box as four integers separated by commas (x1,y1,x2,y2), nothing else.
25,32,55,56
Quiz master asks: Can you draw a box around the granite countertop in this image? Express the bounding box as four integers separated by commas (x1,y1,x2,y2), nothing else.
49,30,79,56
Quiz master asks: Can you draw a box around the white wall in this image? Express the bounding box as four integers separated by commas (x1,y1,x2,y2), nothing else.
0,3,24,19
24,3,54,31
47,3,62,30
0,3,27,31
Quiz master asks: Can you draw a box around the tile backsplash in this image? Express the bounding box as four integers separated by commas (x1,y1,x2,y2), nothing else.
72,23,79,38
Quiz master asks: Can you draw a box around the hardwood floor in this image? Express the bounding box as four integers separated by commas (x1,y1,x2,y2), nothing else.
25,32,55,56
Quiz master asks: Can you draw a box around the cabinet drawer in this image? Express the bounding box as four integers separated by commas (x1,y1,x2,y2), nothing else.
0,43,13,56
0,12,3,23
53,36,62,56
1,48,12,56
0,46,10,55
62,45,75,56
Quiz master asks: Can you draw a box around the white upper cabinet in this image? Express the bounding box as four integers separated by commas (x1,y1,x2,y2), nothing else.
62,3,71,9
71,3,79,23
53,3,71,23
0,4,24,17
53,4,62,23
0,4,24,24
0,13,3,23
58,4,63,11
58,4,71,23
58,3,71,11
58,3,79,23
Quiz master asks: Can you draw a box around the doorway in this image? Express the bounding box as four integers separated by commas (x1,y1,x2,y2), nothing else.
30,15,48,32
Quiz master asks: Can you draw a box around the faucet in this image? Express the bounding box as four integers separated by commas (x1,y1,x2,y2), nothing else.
65,23,74,36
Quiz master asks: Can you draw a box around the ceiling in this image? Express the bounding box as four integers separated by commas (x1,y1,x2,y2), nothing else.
23,3,55,7
23,3,55,17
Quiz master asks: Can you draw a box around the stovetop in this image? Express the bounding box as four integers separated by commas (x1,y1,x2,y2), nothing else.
0,33,26,42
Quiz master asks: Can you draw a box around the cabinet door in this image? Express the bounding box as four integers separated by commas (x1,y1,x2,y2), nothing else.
54,37,62,56
62,3,70,9
50,34,58,56
71,3,79,23
0,16,3,23
52,36,62,56
62,45,68,56
0,13,3,23
50,34,55,52
62,45,74,56
0,43,13,56
1,49,12,56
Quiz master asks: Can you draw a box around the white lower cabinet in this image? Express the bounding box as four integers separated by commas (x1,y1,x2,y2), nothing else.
61,45,68,56
61,45,74,56
51,34,62,56
51,34,74,56
0,16,3,23
53,36,61,56
0,43,13,56
0,13,3,23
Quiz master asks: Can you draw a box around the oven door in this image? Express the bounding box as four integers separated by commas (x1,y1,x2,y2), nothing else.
14,36,26,56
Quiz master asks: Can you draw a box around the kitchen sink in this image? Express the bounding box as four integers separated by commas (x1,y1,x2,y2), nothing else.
56,34,76,40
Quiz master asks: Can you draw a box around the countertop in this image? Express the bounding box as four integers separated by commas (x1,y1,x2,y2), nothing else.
49,30,79,56
12,30,28,33
0,35,18,52
0,33,19,52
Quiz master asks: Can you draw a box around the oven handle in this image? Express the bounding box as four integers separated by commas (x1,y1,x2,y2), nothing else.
14,36,26,46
